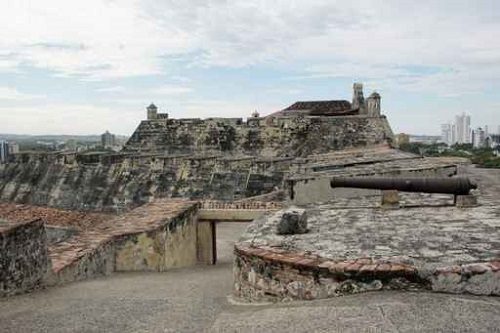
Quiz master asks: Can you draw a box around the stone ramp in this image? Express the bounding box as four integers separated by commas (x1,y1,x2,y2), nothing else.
47,199,199,285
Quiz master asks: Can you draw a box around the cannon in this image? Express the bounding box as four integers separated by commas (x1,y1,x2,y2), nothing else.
330,176,477,195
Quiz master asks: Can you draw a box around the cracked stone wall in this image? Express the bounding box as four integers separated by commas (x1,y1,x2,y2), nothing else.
0,219,49,297
124,116,393,157
0,115,393,210
0,157,284,211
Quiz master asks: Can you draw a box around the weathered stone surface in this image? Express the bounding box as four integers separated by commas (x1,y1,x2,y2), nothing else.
0,202,111,230
48,199,201,285
0,219,49,297
455,194,479,207
276,208,307,235
288,147,467,206
381,190,400,208
45,225,78,244
234,166,500,301
0,85,398,210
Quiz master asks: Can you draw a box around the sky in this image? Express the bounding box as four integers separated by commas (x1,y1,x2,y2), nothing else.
1,0,500,136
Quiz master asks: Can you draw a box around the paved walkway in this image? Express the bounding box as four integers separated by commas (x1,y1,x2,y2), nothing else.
1,222,500,332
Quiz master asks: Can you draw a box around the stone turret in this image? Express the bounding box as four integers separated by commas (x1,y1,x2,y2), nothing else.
352,83,366,114
147,103,158,120
366,92,381,116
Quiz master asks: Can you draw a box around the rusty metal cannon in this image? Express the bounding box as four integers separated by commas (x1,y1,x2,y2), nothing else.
330,176,477,195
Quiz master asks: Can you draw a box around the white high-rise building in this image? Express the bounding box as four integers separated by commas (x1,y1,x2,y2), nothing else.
8,142,19,155
454,113,471,144
441,124,452,145
451,124,457,144
441,113,472,146
473,127,486,148
101,130,116,148
0,140,8,163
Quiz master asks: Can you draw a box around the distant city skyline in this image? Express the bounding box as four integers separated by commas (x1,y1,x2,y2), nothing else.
1,1,500,136
441,111,500,147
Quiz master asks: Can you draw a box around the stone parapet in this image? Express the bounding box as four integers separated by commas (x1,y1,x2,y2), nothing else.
200,200,284,211
234,244,500,302
0,219,50,297
48,199,200,284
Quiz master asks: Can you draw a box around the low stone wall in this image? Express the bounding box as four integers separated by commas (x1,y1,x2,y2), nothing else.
49,239,115,286
0,200,216,295
47,200,212,287
233,245,500,302
201,200,284,211
0,219,49,297
114,207,200,271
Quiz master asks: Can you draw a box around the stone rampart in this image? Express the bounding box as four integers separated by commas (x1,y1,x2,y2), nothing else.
48,200,204,285
0,219,49,296
0,110,394,210
0,158,284,210
234,245,500,302
124,115,393,157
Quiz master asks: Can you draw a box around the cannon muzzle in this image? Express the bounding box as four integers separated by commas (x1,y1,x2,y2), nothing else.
330,177,477,195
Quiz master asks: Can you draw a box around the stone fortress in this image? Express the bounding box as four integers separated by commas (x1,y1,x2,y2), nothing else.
0,82,499,307
0,83,393,210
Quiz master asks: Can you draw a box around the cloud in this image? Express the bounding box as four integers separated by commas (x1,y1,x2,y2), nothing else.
2,0,499,86
96,86,126,93
171,99,281,119
0,99,280,135
0,103,142,135
0,0,193,79
0,87,45,100
149,85,193,95
1,0,500,135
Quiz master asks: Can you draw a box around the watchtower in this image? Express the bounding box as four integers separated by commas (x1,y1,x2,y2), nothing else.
366,92,381,116
352,83,366,114
147,103,158,120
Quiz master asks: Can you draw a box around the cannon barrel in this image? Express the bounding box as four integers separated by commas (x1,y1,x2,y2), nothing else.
330,177,477,195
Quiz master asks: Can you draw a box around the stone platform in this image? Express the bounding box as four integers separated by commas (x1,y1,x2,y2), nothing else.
234,166,500,301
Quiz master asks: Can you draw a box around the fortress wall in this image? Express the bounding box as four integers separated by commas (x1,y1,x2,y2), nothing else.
0,115,392,210
114,206,200,271
124,116,393,157
48,240,115,286
0,159,283,210
0,219,50,297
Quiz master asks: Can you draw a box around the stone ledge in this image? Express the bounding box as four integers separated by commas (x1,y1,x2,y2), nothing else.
234,244,500,302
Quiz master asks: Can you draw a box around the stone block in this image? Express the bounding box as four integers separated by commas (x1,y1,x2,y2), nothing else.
277,208,307,235
455,194,478,208
381,190,400,208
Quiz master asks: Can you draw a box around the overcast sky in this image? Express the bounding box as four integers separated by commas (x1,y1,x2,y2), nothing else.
1,0,499,136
